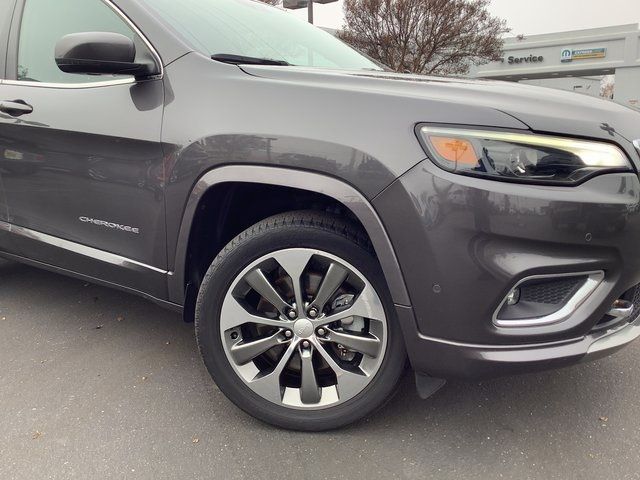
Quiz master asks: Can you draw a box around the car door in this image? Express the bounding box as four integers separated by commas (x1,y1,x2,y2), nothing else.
0,0,168,298
0,0,17,254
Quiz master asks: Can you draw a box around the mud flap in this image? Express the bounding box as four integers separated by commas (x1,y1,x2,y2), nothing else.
415,372,446,399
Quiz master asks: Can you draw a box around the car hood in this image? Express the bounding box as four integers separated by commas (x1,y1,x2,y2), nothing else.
241,65,640,146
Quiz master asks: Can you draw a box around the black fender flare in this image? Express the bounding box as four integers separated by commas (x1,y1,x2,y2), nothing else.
168,165,411,307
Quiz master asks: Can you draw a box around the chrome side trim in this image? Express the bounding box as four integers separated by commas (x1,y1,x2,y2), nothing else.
633,139,640,155
1,221,167,274
3,78,137,89
0,250,181,312
6,0,163,89
105,0,164,73
493,271,605,328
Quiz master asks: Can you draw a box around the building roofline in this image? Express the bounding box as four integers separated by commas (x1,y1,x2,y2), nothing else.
504,23,639,45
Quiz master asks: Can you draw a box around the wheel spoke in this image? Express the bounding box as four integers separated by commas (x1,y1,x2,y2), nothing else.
230,331,289,365
324,329,382,358
244,268,291,316
247,341,297,404
220,296,292,331
272,249,314,313
311,262,349,312
299,345,321,404
311,338,369,400
311,284,385,327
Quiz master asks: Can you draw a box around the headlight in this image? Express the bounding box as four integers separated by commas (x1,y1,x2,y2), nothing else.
418,126,631,185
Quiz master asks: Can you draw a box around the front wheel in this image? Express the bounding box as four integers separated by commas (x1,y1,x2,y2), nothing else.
195,211,406,431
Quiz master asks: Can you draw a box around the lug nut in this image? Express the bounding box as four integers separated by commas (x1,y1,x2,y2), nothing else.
307,307,319,318
284,330,293,338
287,309,297,319
317,327,326,337
302,340,310,348
230,331,239,340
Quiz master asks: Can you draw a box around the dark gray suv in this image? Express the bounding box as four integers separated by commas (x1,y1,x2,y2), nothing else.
1,0,640,431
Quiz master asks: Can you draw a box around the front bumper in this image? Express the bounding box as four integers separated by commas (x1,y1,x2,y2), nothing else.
374,155,640,378
398,304,640,379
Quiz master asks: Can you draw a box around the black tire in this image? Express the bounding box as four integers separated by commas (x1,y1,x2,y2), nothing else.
194,210,406,431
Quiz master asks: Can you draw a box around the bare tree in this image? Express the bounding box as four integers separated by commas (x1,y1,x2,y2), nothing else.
339,0,508,75
600,75,615,100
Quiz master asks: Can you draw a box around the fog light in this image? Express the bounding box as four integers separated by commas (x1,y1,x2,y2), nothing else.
505,288,521,306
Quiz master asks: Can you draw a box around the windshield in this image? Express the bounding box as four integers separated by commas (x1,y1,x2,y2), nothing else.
142,0,382,71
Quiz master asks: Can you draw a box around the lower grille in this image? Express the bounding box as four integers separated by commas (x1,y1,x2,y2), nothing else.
520,277,585,305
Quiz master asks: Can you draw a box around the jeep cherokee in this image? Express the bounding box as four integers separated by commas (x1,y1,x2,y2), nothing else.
1,0,640,431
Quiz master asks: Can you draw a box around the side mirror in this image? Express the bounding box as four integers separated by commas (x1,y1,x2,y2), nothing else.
55,32,159,78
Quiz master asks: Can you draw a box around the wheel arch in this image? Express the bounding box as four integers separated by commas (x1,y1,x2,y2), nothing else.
168,165,410,308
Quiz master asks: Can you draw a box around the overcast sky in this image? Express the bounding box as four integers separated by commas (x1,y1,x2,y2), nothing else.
291,0,640,36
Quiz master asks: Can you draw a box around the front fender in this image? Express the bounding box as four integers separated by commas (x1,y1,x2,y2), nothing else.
166,165,411,307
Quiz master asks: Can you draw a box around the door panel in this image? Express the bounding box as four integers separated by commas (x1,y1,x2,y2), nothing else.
0,0,168,297
0,81,168,293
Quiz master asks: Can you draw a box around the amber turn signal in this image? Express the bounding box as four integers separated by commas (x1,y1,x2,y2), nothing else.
428,136,478,165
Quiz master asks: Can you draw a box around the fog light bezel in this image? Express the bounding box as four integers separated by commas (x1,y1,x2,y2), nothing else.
493,271,605,328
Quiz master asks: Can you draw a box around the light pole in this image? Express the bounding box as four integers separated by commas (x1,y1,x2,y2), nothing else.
282,0,339,25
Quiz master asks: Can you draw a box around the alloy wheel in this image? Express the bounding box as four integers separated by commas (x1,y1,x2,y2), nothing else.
220,248,387,409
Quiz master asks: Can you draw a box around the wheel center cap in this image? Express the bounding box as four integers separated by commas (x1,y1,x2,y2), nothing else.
293,319,314,338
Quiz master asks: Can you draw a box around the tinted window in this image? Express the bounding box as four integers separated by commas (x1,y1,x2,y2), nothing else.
0,0,14,38
17,0,139,83
0,0,15,77
142,0,381,71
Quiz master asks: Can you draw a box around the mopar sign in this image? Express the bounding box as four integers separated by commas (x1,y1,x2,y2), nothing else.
561,48,573,62
561,47,607,62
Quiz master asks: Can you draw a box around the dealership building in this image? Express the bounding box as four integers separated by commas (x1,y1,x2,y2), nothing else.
468,24,640,109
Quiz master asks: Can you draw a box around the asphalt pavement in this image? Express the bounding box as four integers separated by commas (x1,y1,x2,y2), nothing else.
1,258,640,480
